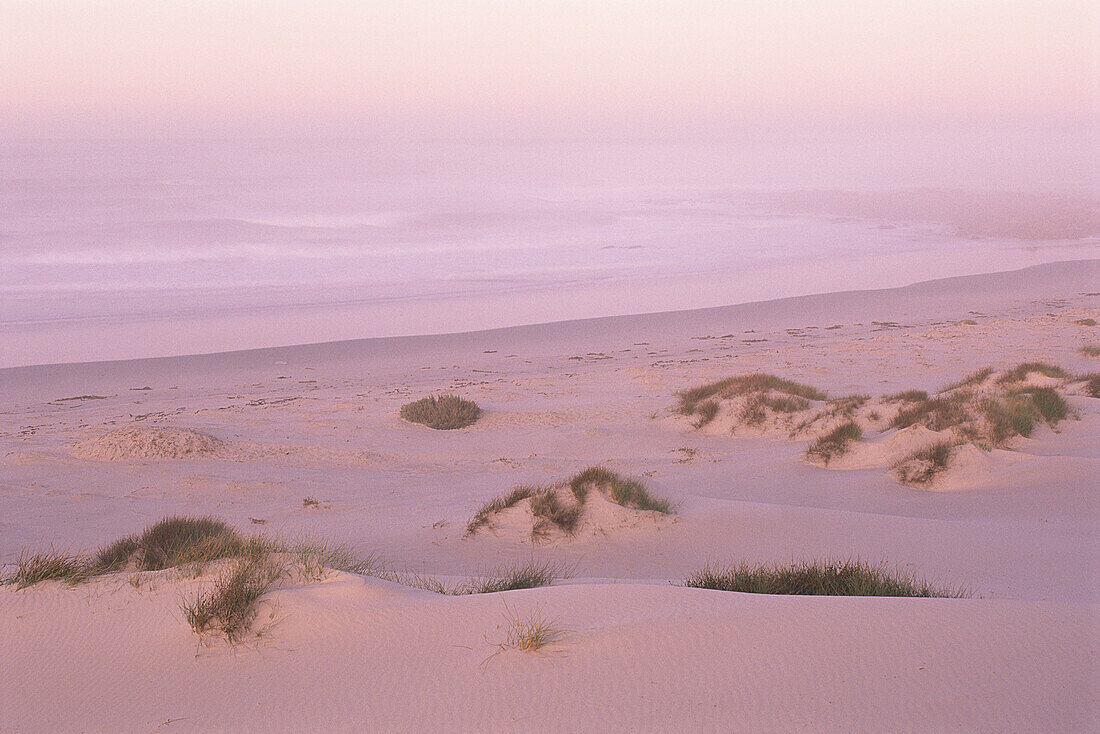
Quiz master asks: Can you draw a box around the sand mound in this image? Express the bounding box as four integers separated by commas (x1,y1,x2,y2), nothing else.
481,489,672,543
73,426,226,461
830,425,950,470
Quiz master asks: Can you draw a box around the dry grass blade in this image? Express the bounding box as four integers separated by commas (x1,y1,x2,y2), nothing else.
5,550,91,589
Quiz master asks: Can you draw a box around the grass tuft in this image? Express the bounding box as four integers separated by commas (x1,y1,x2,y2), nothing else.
939,367,994,393
400,394,481,430
890,393,972,431
893,441,954,485
183,556,284,644
454,561,563,594
1074,318,1097,327
466,485,540,535
1011,386,1069,425
805,421,862,465
996,362,1069,384
683,559,962,597
677,373,825,417
1080,344,1100,358
1084,373,1100,398
5,550,90,589
886,389,929,403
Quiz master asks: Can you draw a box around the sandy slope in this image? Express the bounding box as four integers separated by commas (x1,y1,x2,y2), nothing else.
1,260,1099,732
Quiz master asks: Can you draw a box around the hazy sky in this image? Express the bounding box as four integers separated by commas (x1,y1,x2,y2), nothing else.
2,0,1097,140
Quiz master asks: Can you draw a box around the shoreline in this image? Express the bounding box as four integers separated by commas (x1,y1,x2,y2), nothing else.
3,258,1097,377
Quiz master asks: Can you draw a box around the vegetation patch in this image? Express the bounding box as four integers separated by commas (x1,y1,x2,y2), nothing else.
885,389,929,403
893,441,954,485
995,361,1069,384
939,367,993,393
466,467,672,539
677,373,825,418
183,556,284,644
1074,318,1097,326
1080,344,1100,357
890,393,972,432
6,551,91,589
805,421,862,465
683,559,963,597
1011,386,1069,425
1084,373,1100,398
400,394,481,430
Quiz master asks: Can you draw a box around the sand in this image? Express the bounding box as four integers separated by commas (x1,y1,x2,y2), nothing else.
1,260,1098,732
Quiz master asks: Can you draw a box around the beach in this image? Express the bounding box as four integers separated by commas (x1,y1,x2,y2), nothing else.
1,260,1097,732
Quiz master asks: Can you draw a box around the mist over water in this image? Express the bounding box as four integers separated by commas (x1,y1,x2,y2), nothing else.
1,137,1097,367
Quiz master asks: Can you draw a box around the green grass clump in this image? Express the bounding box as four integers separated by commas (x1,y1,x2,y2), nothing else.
805,421,862,465
1080,344,1100,357
893,441,954,485
683,559,962,597
996,362,1069,384
1012,386,1069,425
130,516,252,571
400,394,481,430
5,551,91,589
980,394,1035,444
890,393,972,431
183,556,284,644
939,368,994,393
677,373,825,416
529,490,584,538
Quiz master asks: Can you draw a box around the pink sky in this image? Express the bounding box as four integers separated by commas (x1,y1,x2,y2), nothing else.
1,0,1097,139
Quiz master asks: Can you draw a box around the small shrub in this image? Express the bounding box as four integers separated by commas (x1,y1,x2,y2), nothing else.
135,516,250,571
400,394,481,430
183,556,284,644
939,368,994,393
996,362,1069,384
1080,344,1100,357
893,441,954,485
6,551,90,589
1084,373,1100,398
805,421,862,465
1074,318,1097,326
683,559,962,597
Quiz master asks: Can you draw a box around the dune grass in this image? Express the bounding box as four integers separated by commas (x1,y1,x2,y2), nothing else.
938,367,994,393
1080,344,1100,357
489,605,566,657
399,394,481,430
996,361,1069,384
1011,386,1069,425
467,467,672,538
885,389,929,403
6,550,91,589
94,515,260,573
1074,318,1097,326
893,441,954,485
453,561,564,595
683,559,963,597
1085,374,1100,398
805,421,862,465
890,392,973,431
183,556,284,644
677,373,825,418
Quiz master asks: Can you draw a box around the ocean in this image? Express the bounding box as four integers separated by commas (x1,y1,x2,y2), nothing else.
1,139,1096,367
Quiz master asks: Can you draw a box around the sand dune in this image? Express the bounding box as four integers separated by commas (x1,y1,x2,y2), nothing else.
1,261,1098,732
